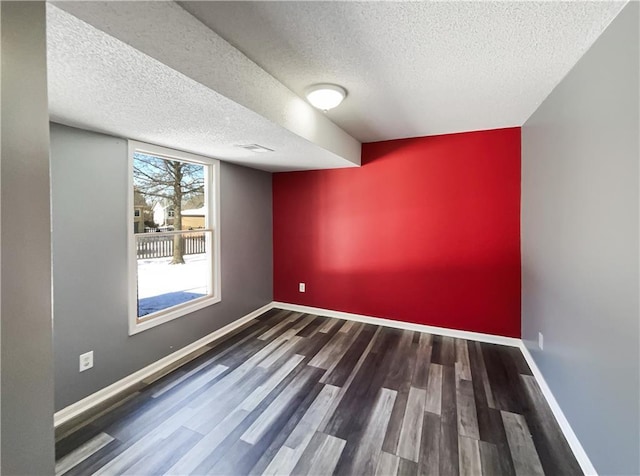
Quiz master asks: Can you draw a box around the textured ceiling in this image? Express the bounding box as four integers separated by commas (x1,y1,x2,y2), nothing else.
181,1,626,142
46,4,357,172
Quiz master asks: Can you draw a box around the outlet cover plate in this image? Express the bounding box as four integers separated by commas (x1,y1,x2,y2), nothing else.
79,351,94,372
538,332,544,350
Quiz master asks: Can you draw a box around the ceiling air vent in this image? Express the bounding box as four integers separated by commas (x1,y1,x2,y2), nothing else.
236,144,274,153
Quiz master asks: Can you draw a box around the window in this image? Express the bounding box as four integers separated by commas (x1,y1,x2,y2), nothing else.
128,141,221,335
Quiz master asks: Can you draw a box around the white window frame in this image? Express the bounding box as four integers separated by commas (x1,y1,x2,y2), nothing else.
128,140,221,335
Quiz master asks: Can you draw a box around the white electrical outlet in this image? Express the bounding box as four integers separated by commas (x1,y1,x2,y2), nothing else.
299,282,306,292
538,332,544,350
79,351,94,372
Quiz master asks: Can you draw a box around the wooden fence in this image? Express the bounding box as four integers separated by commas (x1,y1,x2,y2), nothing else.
136,233,206,259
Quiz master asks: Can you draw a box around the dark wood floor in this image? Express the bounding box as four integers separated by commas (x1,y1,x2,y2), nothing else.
55,308,582,476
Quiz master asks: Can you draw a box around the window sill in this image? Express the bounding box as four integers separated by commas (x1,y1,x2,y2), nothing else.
128,295,221,336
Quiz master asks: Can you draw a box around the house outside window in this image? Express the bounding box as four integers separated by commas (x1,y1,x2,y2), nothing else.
128,141,221,335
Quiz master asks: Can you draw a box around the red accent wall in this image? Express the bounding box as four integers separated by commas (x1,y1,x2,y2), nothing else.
273,127,521,337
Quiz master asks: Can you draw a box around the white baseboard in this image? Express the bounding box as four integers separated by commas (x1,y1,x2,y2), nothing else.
53,302,276,427
273,301,521,347
519,342,597,476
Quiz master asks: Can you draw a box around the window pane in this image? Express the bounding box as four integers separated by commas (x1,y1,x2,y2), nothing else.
133,152,206,234
136,230,212,318
132,151,210,320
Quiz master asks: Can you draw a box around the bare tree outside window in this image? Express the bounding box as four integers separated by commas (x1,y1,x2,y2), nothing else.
133,152,205,264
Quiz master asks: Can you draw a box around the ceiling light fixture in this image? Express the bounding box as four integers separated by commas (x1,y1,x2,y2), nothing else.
305,84,347,111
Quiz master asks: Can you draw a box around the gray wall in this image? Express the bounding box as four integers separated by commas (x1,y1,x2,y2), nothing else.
1,2,55,474
51,123,273,410
521,3,639,475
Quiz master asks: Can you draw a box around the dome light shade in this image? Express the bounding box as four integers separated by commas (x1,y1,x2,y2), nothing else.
305,84,347,110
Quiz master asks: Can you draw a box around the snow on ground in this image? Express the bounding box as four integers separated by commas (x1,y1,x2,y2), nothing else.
137,254,208,316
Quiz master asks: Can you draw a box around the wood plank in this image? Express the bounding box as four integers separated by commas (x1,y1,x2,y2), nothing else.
432,336,455,366
295,315,323,337
247,381,324,476
285,384,340,449
152,362,228,399
397,386,426,462
290,313,317,333
213,333,274,368
381,330,419,454
241,354,305,412
439,365,459,476
311,321,362,370
61,440,125,476
425,363,443,415
55,432,113,476
339,319,358,334
412,332,433,389
455,339,472,381
337,387,397,476
520,374,583,475
383,330,415,391
261,445,298,476
261,308,295,325
93,404,196,475
142,345,211,386
317,327,382,434
482,343,526,414
317,317,340,333
183,332,307,432
261,384,341,475
456,378,480,440
322,329,398,440
479,441,503,476
241,365,322,445
475,342,496,408
459,436,482,476
419,411,441,476
55,390,140,450
106,385,202,444
291,431,346,476
255,308,282,321
245,335,290,367
508,347,533,376
398,457,419,476
202,438,255,475
184,366,269,435
257,311,299,341
125,426,201,475
467,346,514,476
198,322,272,366
321,324,377,387
166,409,250,475
478,407,516,476
258,335,303,369
376,451,400,476
191,376,323,475
382,386,411,455
501,411,544,476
